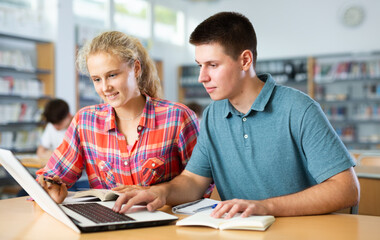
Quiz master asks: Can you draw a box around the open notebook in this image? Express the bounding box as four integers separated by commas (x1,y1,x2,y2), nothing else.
0,148,177,233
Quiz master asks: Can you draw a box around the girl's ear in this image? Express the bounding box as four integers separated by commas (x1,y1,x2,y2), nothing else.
240,50,253,71
134,60,142,78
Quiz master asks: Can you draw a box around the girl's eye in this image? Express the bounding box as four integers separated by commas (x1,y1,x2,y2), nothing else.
93,78,100,82
109,73,117,78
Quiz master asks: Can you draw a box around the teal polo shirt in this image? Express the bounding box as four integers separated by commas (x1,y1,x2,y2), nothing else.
186,74,354,201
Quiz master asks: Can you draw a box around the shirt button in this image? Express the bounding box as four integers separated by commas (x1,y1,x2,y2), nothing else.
99,161,105,170
244,134,248,139
124,161,128,166
243,117,247,122
151,163,156,167
137,126,142,131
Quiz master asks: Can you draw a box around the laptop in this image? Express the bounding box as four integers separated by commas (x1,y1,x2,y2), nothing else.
0,148,178,233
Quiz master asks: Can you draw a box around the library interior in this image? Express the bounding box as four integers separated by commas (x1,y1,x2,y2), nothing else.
0,0,380,239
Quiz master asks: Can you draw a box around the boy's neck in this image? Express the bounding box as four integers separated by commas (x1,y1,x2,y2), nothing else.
229,73,265,114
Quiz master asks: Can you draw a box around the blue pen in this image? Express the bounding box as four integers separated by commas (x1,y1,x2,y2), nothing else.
194,203,218,213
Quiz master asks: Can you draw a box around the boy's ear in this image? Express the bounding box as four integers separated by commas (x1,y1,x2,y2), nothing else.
240,50,253,71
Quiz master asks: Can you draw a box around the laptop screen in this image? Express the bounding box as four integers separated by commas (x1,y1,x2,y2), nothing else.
0,149,80,232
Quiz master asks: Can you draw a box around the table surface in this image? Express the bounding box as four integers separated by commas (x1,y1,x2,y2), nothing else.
354,165,380,178
1,197,380,240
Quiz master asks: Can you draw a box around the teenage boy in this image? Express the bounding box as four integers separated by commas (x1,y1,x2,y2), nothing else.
113,12,359,218
37,99,72,160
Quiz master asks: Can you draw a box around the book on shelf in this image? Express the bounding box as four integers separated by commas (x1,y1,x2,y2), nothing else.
176,210,275,231
72,189,121,202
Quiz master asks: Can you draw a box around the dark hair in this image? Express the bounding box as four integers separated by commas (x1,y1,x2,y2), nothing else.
189,12,257,67
43,99,70,124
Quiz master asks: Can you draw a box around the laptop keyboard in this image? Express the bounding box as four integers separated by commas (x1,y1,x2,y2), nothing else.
64,203,135,223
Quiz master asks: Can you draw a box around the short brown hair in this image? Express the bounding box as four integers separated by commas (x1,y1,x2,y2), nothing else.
189,12,257,67
43,99,69,124
76,31,162,98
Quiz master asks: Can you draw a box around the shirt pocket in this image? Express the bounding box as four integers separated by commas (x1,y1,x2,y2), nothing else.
140,156,166,186
98,160,116,187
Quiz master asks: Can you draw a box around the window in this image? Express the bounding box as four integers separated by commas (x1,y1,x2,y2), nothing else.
0,0,45,36
74,0,108,45
114,0,150,39
73,0,107,27
154,5,184,45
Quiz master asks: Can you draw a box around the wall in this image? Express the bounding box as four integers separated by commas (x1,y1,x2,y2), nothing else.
2,0,379,105
183,0,380,61
61,0,380,103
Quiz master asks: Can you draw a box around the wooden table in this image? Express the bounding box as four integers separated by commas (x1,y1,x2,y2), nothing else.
1,197,380,240
16,154,47,169
0,155,45,190
354,165,380,216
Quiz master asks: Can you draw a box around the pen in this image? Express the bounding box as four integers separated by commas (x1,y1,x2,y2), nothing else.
43,177,62,186
194,203,218,212
172,199,204,210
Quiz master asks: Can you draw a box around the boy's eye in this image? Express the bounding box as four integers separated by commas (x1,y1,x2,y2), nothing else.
109,73,117,78
92,78,100,82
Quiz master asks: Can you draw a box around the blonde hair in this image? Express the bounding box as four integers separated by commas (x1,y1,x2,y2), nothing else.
76,31,162,98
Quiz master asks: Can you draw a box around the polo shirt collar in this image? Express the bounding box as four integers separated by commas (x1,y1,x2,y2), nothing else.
223,73,276,118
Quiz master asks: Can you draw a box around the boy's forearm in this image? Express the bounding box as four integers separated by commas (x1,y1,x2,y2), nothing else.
159,170,212,206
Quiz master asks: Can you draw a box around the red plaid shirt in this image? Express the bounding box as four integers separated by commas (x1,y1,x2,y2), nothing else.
37,96,199,189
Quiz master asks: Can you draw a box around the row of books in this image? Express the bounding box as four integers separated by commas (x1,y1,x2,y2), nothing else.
334,125,355,143
270,72,307,84
365,83,380,99
0,103,41,124
323,106,347,121
256,59,307,77
0,49,34,71
323,104,380,121
353,104,380,120
0,129,41,151
315,83,380,101
314,59,380,83
0,76,44,97
334,126,380,144
358,134,380,144
180,66,199,87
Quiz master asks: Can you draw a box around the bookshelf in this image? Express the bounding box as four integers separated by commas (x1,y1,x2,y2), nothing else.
178,57,310,110
311,53,380,150
0,33,55,153
178,65,210,109
255,57,309,94
178,53,380,150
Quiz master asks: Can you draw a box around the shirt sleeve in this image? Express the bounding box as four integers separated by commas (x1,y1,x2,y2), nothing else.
39,123,53,149
185,107,213,178
36,114,84,187
300,102,355,183
177,107,200,167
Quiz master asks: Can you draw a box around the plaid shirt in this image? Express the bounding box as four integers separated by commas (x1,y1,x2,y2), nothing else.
36,96,199,189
